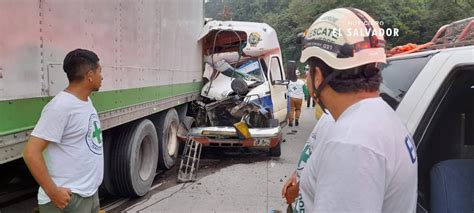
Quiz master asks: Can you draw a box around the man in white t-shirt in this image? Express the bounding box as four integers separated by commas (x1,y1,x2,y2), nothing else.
288,69,306,127
282,112,334,212
23,49,104,212
297,8,418,213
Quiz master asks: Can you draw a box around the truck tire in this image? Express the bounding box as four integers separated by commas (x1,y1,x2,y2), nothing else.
110,119,158,197
102,131,117,195
155,109,180,170
0,163,15,187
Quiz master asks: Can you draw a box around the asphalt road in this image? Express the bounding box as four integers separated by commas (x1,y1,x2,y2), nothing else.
0,105,318,213
109,105,318,213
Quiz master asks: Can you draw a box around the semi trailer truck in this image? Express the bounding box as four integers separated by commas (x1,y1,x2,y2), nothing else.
0,0,204,197
1,0,290,198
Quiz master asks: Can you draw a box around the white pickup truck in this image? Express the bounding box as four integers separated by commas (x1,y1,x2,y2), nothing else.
379,17,474,212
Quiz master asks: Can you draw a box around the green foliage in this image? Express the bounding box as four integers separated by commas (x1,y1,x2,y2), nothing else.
205,0,474,64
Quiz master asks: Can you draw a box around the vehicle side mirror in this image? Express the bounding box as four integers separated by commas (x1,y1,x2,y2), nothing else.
286,60,297,81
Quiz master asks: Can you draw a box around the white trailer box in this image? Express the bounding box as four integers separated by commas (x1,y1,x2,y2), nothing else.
0,0,203,197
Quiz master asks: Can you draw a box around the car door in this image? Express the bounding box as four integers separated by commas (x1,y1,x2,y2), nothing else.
267,55,287,123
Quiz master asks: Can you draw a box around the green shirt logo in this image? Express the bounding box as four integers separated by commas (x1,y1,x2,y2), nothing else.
294,143,311,213
86,114,103,155
93,121,103,145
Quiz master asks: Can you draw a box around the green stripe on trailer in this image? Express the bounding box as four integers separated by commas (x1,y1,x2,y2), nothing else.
0,82,201,136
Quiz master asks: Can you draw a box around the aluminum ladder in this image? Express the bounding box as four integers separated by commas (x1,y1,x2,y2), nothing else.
177,137,202,183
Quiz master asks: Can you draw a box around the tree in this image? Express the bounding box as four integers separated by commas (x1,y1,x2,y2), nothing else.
205,0,474,64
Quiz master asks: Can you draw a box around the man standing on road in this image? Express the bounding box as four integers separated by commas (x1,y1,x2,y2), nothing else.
298,8,418,212
282,63,335,212
288,69,305,127
23,49,104,213
282,112,334,212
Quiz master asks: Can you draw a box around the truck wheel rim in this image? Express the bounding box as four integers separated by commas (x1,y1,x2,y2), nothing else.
167,122,178,156
138,135,154,181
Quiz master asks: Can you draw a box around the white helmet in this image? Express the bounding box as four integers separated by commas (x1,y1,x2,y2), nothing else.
296,69,301,76
300,8,386,70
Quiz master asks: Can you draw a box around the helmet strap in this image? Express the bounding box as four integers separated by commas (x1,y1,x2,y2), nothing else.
311,69,341,114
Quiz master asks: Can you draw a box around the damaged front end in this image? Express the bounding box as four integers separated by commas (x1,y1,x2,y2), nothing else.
186,20,284,152
198,90,270,128
190,79,281,148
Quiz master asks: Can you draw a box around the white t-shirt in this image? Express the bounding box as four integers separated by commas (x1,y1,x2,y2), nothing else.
288,79,305,99
294,113,334,212
300,97,418,213
31,91,104,205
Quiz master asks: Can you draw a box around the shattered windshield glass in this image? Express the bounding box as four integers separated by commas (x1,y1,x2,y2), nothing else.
222,60,265,82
